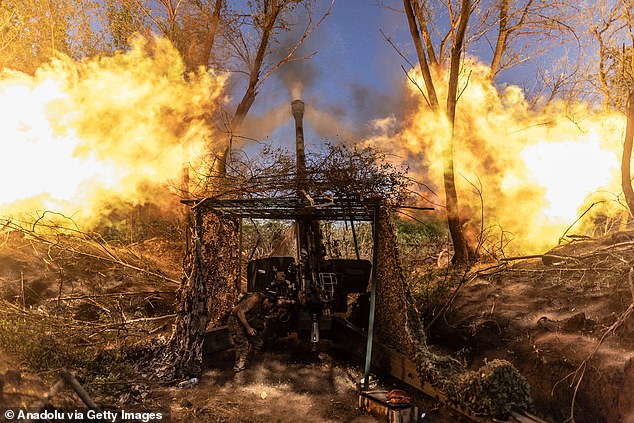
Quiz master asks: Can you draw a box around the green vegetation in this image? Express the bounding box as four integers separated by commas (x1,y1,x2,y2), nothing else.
0,313,88,371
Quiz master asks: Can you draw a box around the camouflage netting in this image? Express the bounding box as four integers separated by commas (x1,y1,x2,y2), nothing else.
162,210,240,379
199,211,240,327
375,208,533,419
374,207,416,356
454,359,533,417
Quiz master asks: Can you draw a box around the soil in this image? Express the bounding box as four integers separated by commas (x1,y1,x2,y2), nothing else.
428,236,634,423
2,230,634,422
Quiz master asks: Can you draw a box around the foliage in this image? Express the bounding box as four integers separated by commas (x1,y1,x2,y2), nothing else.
106,1,150,51
391,215,457,322
85,348,136,397
394,215,446,245
321,221,373,260
0,0,107,72
241,219,293,260
0,310,139,398
602,45,634,111
410,267,463,323
88,199,186,244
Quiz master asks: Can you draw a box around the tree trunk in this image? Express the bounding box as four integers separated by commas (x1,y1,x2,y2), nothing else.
444,0,471,266
403,0,471,266
622,91,634,215
216,2,281,175
201,0,224,68
411,1,439,67
166,210,240,380
403,0,439,107
597,37,611,112
489,0,509,80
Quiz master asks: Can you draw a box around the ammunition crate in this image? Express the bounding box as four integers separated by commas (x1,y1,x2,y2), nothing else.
358,390,418,423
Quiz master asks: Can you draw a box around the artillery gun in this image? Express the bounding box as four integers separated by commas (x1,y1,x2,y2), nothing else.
194,99,375,350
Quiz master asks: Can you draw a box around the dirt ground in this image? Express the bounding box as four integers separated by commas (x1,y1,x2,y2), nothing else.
0,231,461,423
0,339,463,423
155,341,464,423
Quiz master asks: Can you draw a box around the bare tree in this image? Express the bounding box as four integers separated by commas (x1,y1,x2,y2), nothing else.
582,0,626,111
106,0,225,71
574,1,634,215
403,0,472,265
395,0,579,264
101,0,332,178
180,0,224,71
612,2,634,216
215,0,333,176
483,0,572,80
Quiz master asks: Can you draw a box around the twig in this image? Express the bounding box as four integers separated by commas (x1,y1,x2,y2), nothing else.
558,201,605,244
21,271,26,310
500,254,546,261
2,218,180,285
0,299,28,314
425,269,472,332
55,291,174,301
148,321,172,334
124,314,176,324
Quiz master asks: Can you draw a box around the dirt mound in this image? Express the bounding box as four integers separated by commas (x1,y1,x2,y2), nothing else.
430,234,634,422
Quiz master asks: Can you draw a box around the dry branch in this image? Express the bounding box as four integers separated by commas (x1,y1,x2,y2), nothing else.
61,370,101,411
56,291,174,301
0,217,180,285
27,378,66,415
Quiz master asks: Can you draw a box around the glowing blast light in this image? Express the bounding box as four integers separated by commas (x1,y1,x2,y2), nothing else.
520,137,618,221
0,37,226,218
0,77,116,208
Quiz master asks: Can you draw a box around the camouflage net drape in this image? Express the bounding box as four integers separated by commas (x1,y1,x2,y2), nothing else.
163,211,239,380
375,208,533,418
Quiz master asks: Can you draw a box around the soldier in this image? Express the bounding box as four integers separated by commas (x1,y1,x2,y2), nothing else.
227,292,276,376
228,290,296,379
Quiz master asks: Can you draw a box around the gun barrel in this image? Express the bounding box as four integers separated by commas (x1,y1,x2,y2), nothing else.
292,99,306,192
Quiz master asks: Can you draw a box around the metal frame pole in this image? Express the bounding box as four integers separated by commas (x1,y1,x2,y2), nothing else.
363,203,380,390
